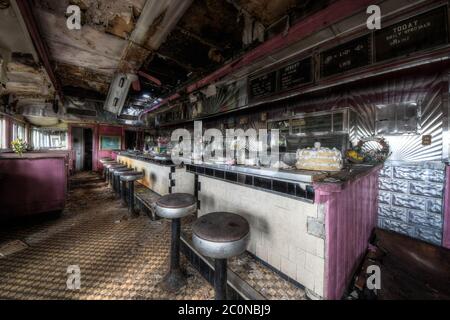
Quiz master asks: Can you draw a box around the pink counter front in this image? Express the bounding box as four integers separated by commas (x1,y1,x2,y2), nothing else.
314,166,381,300
0,152,68,219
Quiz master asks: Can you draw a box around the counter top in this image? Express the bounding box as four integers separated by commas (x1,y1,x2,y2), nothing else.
186,161,379,185
0,151,70,160
118,151,381,188
117,152,175,167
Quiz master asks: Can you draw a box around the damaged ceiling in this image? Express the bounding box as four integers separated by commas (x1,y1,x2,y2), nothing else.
1,0,334,124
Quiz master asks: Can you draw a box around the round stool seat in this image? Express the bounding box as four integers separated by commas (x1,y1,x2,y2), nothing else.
192,212,250,259
101,159,116,164
109,165,127,173
120,171,144,182
155,193,196,219
113,168,133,176
104,162,120,169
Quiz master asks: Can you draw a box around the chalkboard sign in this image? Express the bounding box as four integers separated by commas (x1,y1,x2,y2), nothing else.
249,71,277,99
100,135,121,150
320,35,371,78
375,6,449,62
279,57,312,91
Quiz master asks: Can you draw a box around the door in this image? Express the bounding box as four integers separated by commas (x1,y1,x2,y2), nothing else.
83,128,93,171
72,127,84,171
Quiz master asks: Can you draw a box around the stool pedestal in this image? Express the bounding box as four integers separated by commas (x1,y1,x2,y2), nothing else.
120,172,144,215
155,193,197,292
214,258,227,300
192,212,250,300
113,168,133,199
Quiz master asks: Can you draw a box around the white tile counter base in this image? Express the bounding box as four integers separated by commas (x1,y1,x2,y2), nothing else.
197,175,325,298
172,167,195,195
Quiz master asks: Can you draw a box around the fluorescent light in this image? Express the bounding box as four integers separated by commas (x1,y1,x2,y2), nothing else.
142,94,150,99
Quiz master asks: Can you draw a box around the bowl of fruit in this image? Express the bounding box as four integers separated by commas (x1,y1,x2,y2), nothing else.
345,149,364,164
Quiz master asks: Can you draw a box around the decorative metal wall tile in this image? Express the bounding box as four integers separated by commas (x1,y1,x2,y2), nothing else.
379,166,393,178
425,169,445,183
379,205,408,222
377,163,444,246
381,218,412,236
427,199,442,214
408,210,442,229
392,194,426,211
379,178,408,193
379,192,391,205
416,227,442,245
393,167,426,181
409,182,443,198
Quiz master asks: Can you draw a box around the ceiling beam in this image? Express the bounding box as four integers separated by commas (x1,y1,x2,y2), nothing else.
118,0,194,74
14,0,63,101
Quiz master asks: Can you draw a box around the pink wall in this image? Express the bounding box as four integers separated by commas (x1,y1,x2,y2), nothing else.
68,123,129,172
314,166,381,300
442,166,450,249
97,124,124,170
0,154,68,219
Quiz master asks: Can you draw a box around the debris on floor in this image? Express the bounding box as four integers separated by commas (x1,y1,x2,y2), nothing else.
345,229,450,300
0,172,214,300
0,240,29,258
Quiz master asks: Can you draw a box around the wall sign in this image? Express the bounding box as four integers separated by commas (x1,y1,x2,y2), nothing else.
249,71,277,99
100,135,121,150
320,35,371,78
375,6,449,62
279,57,313,91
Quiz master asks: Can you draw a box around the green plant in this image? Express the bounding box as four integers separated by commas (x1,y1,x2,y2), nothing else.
11,139,28,156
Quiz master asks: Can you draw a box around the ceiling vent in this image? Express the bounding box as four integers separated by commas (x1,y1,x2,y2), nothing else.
103,73,137,115
66,107,97,117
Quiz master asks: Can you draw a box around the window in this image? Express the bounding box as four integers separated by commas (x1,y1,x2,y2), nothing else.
12,122,26,141
0,117,6,149
375,102,420,135
31,128,67,150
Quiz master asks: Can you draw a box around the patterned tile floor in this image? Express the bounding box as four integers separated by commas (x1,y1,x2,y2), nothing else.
183,219,306,300
0,172,213,300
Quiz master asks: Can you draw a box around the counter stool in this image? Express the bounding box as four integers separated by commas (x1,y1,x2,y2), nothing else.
113,168,133,201
99,159,115,180
155,193,197,292
105,163,123,185
120,171,144,215
192,212,250,300
103,162,118,183
109,165,128,192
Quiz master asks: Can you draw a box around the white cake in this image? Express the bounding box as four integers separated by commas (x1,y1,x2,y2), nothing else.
295,142,343,172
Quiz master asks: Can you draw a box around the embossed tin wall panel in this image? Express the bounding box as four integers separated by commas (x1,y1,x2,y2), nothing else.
348,74,446,162
378,163,445,245
346,73,447,246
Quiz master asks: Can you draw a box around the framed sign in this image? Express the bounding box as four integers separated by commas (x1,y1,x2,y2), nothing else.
100,135,121,150
249,71,277,99
375,6,449,62
320,35,371,78
279,57,313,91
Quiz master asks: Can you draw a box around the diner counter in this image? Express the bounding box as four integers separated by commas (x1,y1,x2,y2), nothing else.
116,152,193,196
0,152,69,219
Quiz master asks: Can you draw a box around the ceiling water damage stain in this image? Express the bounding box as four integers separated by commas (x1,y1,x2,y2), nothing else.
2,0,333,121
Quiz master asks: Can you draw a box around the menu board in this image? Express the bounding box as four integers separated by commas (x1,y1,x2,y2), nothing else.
375,6,448,62
279,57,312,91
249,71,277,99
320,35,371,78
